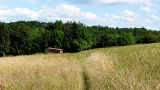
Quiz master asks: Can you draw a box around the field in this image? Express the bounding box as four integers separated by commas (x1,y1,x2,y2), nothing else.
0,43,160,90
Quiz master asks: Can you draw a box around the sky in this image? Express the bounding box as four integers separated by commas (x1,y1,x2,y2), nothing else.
0,0,160,30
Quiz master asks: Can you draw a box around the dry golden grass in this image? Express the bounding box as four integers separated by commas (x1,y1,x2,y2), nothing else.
83,52,115,90
0,43,160,90
0,54,84,90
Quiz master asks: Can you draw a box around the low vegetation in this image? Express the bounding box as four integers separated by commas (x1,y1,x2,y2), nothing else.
0,43,160,90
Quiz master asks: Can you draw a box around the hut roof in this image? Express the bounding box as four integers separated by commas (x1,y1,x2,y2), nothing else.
47,48,63,50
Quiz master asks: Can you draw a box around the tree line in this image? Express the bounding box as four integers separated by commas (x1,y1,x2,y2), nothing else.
0,20,160,56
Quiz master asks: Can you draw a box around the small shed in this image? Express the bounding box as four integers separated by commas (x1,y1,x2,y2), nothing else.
46,48,63,54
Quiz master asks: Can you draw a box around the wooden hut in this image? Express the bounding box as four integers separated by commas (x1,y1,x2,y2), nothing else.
46,48,63,54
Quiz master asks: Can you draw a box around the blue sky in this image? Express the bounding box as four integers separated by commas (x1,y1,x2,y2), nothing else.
0,0,160,30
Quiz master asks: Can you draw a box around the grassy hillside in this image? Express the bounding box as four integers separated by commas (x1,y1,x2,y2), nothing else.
0,43,160,90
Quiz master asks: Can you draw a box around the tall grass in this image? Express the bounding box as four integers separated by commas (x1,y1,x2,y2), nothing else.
0,43,160,90
0,55,84,90
82,52,115,90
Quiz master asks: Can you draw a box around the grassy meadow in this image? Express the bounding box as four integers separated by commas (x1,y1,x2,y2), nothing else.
0,43,160,90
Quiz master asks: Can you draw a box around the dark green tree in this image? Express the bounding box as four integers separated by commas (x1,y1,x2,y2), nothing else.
0,23,10,56
117,32,136,46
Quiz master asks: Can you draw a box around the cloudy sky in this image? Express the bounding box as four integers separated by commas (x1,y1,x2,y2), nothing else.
0,0,160,30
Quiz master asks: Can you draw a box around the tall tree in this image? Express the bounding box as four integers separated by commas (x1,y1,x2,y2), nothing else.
0,23,10,56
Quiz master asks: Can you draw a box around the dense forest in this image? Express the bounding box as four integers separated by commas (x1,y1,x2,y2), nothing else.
0,20,160,56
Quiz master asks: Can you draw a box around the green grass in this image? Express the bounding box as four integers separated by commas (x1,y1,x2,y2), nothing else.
0,43,160,90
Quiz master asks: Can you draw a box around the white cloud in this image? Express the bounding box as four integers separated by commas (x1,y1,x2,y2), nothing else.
85,12,97,20
121,10,136,22
58,0,147,4
103,14,121,27
140,6,152,13
0,8,39,22
150,14,159,20
97,0,145,4
145,0,152,7
0,6,6,9
116,9,159,30
105,13,109,17
110,14,120,20
16,0,37,4
0,3,159,30
0,4,120,27
0,0,37,4
38,4,98,22
0,4,98,23
123,10,135,16
105,13,120,20
27,0,36,4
